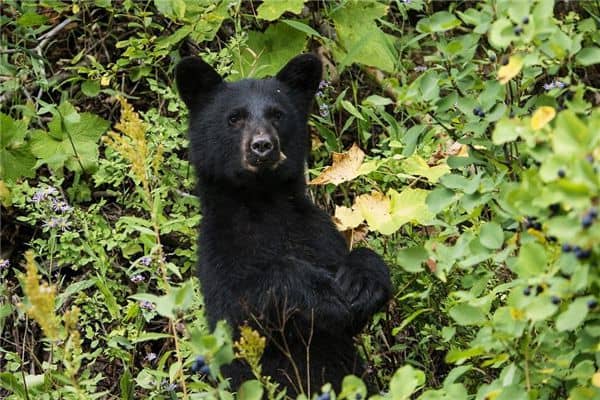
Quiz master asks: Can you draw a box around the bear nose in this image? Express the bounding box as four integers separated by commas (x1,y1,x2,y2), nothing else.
250,136,274,158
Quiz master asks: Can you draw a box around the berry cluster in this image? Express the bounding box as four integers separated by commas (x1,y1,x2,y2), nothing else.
514,16,529,36
562,244,592,260
191,355,211,376
473,106,485,118
523,285,597,309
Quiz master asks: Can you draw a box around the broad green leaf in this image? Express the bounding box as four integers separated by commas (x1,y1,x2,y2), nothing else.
416,11,461,33
552,110,590,156
556,298,590,331
488,18,514,48
402,155,450,183
29,103,109,173
390,365,425,400
81,79,101,97
479,222,504,250
396,246,428,273
238,380,264,400
233,22,307,79
575,47,600,66
449,303,486,326
513,242,547,278
426,187,457,214
0,113,36,181
256,0,304,21
331,2,397,72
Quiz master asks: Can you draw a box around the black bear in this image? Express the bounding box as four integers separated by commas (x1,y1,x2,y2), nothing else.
175,53,392,396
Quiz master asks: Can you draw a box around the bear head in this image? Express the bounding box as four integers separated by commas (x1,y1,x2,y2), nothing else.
175,54,322,189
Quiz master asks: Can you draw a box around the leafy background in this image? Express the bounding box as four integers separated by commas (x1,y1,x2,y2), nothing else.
1,0,600,399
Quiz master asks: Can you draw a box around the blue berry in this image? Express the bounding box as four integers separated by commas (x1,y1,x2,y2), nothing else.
473,107,483,116
589,208,598,219
582,214,593,228
562,243,572,252
191,356,206,373
523,286,532,296
514,26,523,36
574,247,591,260
551,296,561,305
588,299,598,309
317,393,331,400
557,169,566,178
199,365,211,375
522,16,529,24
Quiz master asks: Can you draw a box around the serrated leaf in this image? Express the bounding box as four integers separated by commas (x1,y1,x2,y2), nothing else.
310,143,365,185
531,106,556,130
498,56,523,84
0,113,36,181
256,0,304,21
331,1,397,72
233,22,307,79
29,104,109,173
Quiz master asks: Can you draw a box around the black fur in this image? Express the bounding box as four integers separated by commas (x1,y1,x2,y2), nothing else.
176,54,392,396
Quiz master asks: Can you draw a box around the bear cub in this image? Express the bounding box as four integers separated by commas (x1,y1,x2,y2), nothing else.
176,54,392,396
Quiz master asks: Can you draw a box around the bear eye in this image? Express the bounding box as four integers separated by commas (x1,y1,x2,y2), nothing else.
228,111,243,125
271,109,283,121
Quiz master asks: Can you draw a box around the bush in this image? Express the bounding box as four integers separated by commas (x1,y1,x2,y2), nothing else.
1,0,599,399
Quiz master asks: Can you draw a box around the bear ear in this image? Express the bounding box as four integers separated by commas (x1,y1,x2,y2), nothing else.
175,56,223,109
276,53,322,105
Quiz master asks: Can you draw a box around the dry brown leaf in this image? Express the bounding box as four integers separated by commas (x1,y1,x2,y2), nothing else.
309,143,365,185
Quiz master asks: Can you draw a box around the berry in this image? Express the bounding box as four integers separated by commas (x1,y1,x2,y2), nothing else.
522,16,530,24
551,296,561,305
317,393,331,400
199,365,211,375
547,236,557,243
582,214,593,228
514,26,523,36
523,286,532,296
355,394,363,400
587,299,598,309
489,53,497,62
473,107,483,116
532,222,542,231
191,356,206,373
574,247,591,260
557,168,566,178
549,203,561,214
589,208,598,219
565,90,575,100
562,243,572,253
536,285,544,295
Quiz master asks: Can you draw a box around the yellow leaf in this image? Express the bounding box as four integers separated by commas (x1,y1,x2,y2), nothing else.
498,56,523,84
355,191,396,234
309,143,365,185
530,106,556,130
334,205,363,231
592,371,600,388
402,155,450,183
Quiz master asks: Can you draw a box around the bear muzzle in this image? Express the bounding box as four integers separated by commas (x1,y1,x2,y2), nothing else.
242,131,286,172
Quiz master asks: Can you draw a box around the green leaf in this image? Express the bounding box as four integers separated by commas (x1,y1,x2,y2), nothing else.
513,242,547,278
427,187,457,214
402,155,450,183
256,0,305,21
396,246,428,273
238,380,264,400
389,365,425,400
81,80,101,97
575,47,600,66
233,22,307,79
492,117,526,145
331,2,397,72
479,222,504,250
29,103,109,173
417,11,461,33
0,113,36,181
449,303,486,326
0,373,26,398
282,19,323,38
556,298,590,331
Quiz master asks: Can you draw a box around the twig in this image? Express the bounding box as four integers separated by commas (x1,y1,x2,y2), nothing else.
35,18,73,56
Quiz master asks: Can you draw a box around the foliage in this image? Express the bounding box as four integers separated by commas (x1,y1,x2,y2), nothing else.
1,0,600,399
